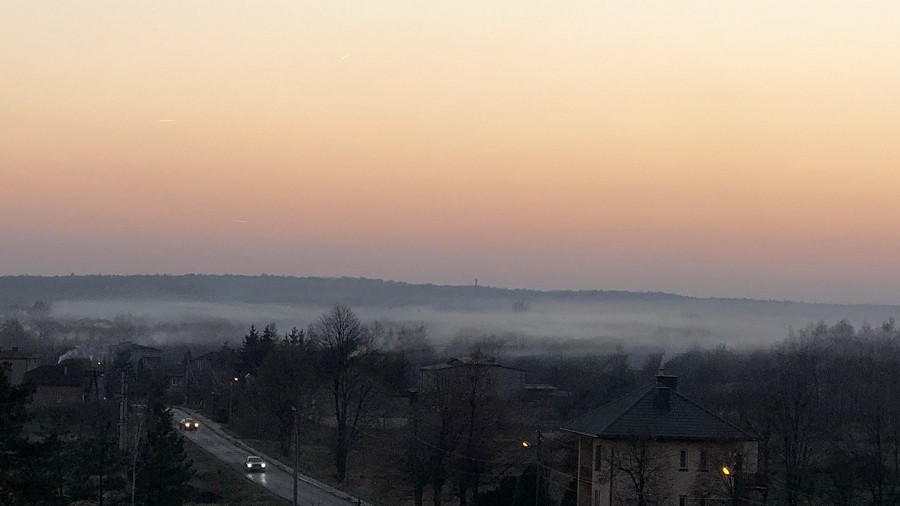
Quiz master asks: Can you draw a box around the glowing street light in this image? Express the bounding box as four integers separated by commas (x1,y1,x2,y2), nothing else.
721,466,731,476
229,376,240,421
521,440,531,448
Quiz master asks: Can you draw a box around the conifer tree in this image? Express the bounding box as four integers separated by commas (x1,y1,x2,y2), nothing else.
134,382,193,506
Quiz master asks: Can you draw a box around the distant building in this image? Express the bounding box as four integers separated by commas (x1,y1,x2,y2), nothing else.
108,342,162,371
23,364,88,407
0,347,40,385
419,356,526,400
562,374,761,506
193,348,240,375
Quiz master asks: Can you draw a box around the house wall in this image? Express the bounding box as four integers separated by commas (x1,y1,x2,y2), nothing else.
419,365,525,400
577,436,594,506
30,386,83,407
0,357,38,385
585,439,758,506
133,352,161,370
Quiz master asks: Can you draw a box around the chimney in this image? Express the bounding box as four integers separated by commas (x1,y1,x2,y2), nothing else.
656,373,678,392
654,373,678,412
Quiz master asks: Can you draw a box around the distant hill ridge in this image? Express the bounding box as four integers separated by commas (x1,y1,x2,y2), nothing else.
0,274,686,308
0,274,897,312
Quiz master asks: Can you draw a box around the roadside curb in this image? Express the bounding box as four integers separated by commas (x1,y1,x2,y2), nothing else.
174,407,375,506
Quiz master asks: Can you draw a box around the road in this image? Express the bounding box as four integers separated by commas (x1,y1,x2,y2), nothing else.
172,408,368,506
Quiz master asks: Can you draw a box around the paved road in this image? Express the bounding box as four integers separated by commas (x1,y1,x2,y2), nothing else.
172,408,367,506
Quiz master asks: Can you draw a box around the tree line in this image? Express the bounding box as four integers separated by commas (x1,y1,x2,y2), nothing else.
0,375,192,506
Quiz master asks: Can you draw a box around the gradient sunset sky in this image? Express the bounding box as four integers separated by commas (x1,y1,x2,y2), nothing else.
2,2,899,304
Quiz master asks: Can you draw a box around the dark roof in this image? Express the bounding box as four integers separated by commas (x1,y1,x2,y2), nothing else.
421,357,525,372
562,376,753,441
113,342,162,354
23,365,85,387
0,349,39,360
194,349,239,362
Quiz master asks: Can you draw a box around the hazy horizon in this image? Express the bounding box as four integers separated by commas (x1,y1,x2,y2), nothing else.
4,2,900,305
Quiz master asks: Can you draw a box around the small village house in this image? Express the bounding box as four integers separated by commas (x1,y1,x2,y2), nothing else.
563,373,760,506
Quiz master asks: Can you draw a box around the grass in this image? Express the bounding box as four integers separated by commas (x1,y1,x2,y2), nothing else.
184,439,287,506
240,422,411,506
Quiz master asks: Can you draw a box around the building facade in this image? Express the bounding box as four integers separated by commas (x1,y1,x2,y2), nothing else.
419,356,526,400
564,374,759,506
0,347,40,385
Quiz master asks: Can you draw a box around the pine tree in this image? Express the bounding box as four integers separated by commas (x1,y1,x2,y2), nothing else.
134,382,193,506
241,324,277,374
0,374,32,506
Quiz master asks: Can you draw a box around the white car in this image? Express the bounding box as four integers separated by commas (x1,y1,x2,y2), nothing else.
245,455,266,473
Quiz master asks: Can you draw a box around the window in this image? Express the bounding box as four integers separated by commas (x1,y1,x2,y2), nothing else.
699,450,708,472
593,489,601,506
699,499,707,506
679,450,687,470
594,446,602,471
679,495,687,506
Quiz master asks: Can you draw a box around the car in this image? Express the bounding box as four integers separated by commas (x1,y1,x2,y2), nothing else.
245,455,266,473
180,418,200,431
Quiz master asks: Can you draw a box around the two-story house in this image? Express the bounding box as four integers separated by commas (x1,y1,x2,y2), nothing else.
562,374,759,506
0,347,40,385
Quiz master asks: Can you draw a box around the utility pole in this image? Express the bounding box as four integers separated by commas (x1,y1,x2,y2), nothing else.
131,415,143,506
534,429,542,506
291,406,299,506
229,376,238,422
118,369,128,451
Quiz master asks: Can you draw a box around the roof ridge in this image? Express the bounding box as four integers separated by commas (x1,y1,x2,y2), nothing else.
562,383,653,436
596,384,657,436
672,390,755,440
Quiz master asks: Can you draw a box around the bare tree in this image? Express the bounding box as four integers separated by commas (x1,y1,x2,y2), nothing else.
607,437,673,506
309,305,383,482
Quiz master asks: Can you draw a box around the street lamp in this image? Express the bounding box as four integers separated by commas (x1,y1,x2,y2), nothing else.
522,430,543,506
228,376,239,422
721,465,735,501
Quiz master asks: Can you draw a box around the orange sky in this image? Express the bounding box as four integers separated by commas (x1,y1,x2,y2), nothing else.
2,2,900,304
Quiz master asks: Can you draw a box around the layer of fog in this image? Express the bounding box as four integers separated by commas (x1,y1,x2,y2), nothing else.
51,298,899,356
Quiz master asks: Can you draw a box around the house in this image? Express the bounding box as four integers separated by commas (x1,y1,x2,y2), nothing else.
192,348,240,376
23,364,88,407
108,342,162,371
419,356,526,400
562,374,759,506
0,347,40,385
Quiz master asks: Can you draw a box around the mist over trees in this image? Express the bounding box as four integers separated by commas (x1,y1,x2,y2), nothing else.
5,278,900,505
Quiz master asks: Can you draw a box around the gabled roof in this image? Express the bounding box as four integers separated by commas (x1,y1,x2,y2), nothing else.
562,376,753,441
23,365,85,387
0,348,39,360
420,357,525,372
111,342,162,354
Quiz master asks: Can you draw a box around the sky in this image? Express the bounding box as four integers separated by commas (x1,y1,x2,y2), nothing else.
2,1,900,305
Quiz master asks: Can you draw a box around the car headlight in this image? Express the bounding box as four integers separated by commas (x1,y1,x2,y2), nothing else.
194,423,199,427
246,463,252,468
261,463,266,468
